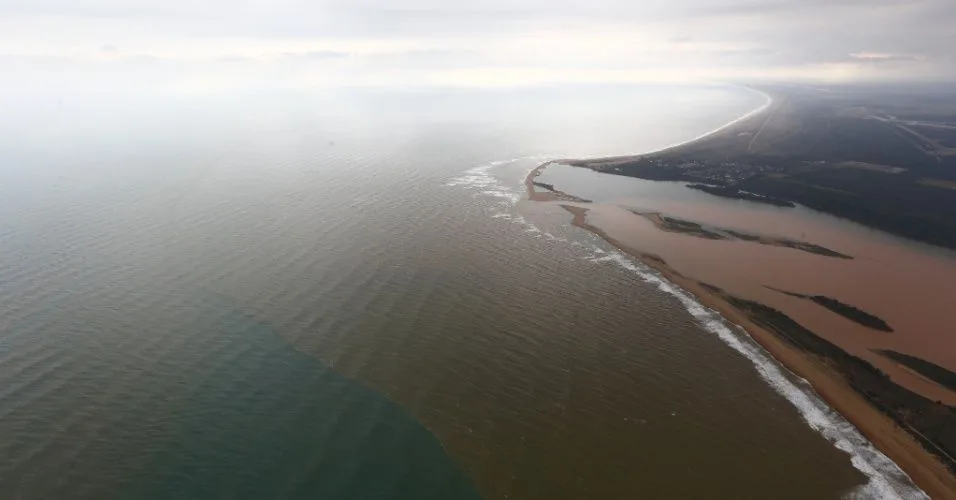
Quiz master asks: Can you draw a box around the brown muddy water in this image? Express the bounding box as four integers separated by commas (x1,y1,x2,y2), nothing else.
0,85,924,499
535,163,956,406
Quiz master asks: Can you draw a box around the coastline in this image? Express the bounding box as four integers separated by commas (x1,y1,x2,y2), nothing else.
649,85,775,156
521,93,956,496
546,85,776,168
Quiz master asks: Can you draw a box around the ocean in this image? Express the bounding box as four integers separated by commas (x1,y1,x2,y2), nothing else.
0,84,914,498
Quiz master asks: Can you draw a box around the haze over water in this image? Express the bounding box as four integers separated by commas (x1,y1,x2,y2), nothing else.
0,85,908,498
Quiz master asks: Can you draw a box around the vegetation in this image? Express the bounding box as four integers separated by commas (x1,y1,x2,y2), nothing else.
657,215,726,240
639,213,852,259
779,242,852,260
686,184,795,207
768,288,890,331
809,295,893,332
879,350,956,393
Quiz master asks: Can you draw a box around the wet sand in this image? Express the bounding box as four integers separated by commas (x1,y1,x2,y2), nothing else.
524,166,956,500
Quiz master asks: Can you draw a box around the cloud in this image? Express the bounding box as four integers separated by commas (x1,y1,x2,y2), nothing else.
850,52,925,63
286,50,351,60
0,0,953,89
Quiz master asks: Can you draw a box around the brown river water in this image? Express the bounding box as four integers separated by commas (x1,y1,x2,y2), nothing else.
534,164,956,405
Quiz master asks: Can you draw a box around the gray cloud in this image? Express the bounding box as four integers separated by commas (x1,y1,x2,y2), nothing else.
0,0,953,85
290,50,351,60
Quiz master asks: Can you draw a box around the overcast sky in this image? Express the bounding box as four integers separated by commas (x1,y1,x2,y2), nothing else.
2,0,954,91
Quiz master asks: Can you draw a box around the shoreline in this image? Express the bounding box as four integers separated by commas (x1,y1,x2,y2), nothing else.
648,85,775,156
546,85,776,168
523,162,956,499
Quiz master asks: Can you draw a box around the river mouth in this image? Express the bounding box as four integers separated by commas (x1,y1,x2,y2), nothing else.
525,161,956,498
533,163,956,404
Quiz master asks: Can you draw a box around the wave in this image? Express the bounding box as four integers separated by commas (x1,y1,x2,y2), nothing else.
448,146,928,498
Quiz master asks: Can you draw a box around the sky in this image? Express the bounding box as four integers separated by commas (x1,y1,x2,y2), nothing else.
2,0,955,91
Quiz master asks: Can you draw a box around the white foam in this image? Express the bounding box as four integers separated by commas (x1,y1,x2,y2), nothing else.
447,157,548,232
445,156,542,189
